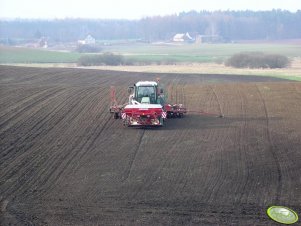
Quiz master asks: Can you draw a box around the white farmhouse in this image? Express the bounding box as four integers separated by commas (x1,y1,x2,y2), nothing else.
173,32,193,42
78,35,96,45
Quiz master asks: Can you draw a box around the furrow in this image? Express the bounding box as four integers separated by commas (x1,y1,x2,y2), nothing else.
255,84,282,203
122,129,145,182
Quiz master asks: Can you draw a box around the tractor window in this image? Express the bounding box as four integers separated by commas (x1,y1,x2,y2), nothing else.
136,86,156,104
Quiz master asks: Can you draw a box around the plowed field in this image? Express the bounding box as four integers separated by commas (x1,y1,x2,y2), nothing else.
1,66,301,225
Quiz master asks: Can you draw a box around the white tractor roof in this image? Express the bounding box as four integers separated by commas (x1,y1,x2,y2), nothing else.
124,104,162,109
136,81,157,86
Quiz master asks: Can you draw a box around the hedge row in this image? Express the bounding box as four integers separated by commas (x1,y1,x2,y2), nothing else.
78,53,124,66
225,52,290,69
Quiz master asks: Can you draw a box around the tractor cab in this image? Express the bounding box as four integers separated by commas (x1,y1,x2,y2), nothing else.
129,81,165,105
136,84,156,104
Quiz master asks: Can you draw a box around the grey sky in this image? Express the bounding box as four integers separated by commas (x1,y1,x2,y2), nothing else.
0,0,299,19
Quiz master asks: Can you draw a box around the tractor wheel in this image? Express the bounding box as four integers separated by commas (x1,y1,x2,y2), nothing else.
159,117,164,126
123,116,131,127
113,113,119,119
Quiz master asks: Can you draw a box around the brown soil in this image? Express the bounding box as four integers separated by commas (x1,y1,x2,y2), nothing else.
1,66,300,225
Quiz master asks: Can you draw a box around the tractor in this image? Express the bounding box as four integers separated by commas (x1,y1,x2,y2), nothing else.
110,80,186,127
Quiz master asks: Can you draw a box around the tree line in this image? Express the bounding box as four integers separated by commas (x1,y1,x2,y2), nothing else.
0,10,300,43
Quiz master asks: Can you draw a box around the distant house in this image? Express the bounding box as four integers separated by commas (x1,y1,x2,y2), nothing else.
173,32,194,42
78,35,96,45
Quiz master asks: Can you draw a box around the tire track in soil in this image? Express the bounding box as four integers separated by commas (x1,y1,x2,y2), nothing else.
204,132,232,204
209,85,224,117
139,134,187,198
126,134,187,201
255,84,282,203
156,82,189,189
168,84,207,196
185,85,218,201
122,129,145,182
160,85,213,199
235,85,250,203
171,84,192,193
230,84,280,205
191,85,233,203
197,85,237,204
181,86,186,107
259,83,301,206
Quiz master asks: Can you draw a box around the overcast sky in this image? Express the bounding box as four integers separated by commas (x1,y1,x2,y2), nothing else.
0,0,299,19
